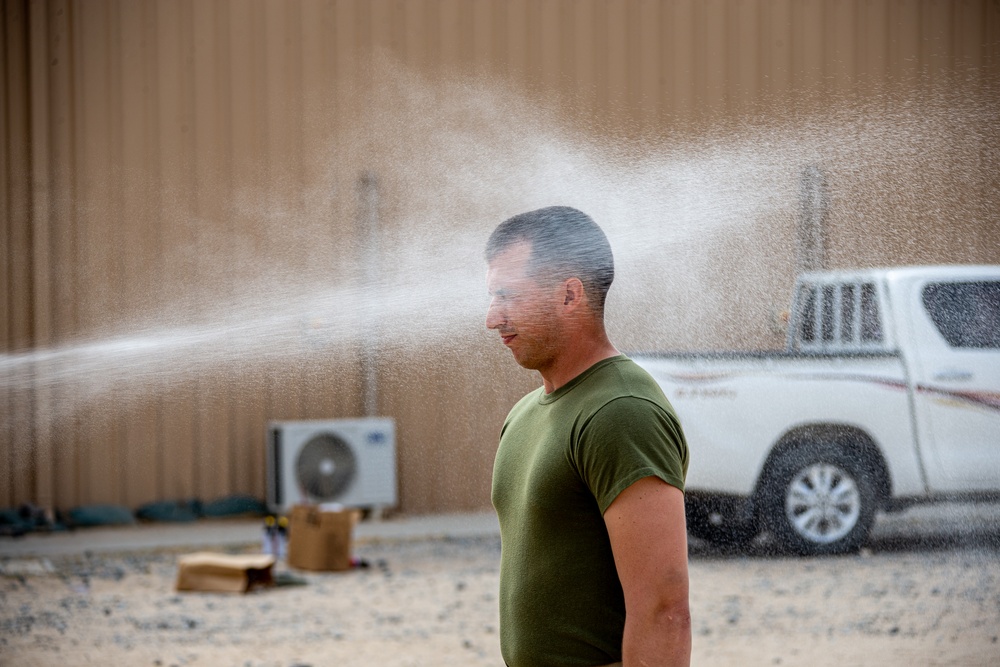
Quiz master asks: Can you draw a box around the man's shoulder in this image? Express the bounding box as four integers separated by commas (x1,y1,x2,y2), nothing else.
587,356,669,403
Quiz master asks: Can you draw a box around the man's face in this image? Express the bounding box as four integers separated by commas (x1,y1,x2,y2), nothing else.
486,242,564,371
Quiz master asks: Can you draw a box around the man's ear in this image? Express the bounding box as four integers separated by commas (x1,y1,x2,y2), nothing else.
563,277,586,309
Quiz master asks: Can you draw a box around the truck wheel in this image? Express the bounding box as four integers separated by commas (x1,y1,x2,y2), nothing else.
686,499,758,549
762,445,878,556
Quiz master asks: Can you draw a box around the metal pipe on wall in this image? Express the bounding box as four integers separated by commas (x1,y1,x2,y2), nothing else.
798,165,828,273
357,171,379,418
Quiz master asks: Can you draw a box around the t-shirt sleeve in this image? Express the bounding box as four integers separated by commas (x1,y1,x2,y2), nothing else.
574,396,689,514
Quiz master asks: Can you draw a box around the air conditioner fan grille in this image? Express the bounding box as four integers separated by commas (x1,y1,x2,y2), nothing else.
295,433,358,500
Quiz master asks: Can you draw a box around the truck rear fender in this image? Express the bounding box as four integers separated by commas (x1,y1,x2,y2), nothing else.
754,423,893,511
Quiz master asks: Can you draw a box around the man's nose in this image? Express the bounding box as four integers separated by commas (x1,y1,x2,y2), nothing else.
485,299,504,330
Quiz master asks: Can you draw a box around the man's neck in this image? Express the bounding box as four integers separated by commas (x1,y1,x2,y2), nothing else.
539,331,620,393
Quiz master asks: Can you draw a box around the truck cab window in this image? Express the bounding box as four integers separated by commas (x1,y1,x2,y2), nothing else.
922,281,1000,348
840,284,856,342
799,285,817,343
860,283,883,343
821,285,836,342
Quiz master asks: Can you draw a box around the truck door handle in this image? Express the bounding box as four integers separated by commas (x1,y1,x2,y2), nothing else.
933,369,973,382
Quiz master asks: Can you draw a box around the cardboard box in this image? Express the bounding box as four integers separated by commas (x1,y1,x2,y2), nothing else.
175,552,276,593
287,504,361,571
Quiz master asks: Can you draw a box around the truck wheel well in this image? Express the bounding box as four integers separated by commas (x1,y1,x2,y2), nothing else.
755,424,892,510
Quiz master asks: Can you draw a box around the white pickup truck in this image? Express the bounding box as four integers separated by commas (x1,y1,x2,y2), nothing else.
633,265,1000,555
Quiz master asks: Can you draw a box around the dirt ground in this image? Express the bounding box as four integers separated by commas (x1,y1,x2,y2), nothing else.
1,504,998,667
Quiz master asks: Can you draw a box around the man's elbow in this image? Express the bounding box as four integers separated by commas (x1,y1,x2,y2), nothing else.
627,591,691,635
651,598,691,634
640,600,691,630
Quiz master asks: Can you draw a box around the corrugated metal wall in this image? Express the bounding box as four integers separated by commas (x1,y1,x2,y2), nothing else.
3,0,999,514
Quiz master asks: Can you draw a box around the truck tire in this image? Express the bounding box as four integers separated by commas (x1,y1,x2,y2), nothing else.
761,444,879,556
685,498,759,549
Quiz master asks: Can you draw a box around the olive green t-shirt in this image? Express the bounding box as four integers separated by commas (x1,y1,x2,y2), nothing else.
491,355,688,667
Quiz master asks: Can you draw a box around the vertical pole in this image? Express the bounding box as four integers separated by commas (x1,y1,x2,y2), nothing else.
357,171,379,418
798,165,828,273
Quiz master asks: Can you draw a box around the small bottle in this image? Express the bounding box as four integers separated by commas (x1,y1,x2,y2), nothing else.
262,515,277,556
276,515,289,560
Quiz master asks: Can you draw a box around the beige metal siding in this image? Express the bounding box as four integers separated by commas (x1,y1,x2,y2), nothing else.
2,0,998,514
3,0,35,508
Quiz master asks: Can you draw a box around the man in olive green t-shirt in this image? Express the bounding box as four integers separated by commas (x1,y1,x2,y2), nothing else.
485,206,691,667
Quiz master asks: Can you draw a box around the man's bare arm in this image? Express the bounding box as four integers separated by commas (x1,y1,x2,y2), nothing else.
604,475,691,667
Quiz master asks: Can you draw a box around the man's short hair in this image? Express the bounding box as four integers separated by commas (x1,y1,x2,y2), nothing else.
485,206,615,312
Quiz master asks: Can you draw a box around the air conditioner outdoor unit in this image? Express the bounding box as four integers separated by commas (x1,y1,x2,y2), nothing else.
266,418,397,515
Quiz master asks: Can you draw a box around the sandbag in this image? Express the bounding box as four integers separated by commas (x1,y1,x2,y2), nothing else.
67,504,135,527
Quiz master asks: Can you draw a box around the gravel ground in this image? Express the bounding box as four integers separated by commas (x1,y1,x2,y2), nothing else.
1,505,998,667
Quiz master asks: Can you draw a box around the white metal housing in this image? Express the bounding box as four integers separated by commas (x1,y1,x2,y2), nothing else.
266,418,397,514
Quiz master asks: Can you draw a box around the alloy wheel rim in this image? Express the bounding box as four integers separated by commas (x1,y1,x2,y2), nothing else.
784,463,861,544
